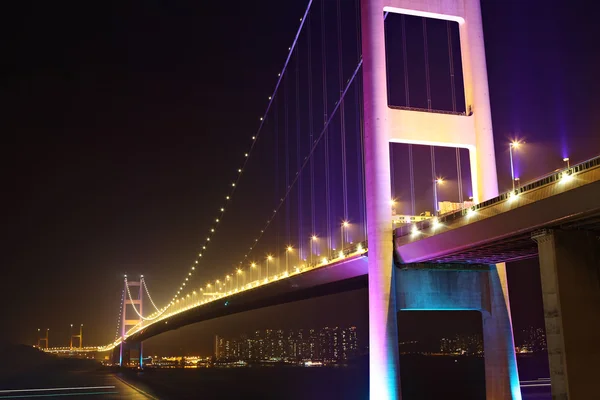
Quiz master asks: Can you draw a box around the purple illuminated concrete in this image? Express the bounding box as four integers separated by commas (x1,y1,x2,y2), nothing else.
361,0,400,398
361,0,519,398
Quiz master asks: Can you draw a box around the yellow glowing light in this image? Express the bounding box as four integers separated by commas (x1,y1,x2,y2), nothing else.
436,178,444,184
237,269,242,274
342,221,349,227
220,208,224,212
467,208,476,218
311,235,317,241
411,225,420,236
432,217,441,230
357,244,364,252
321,257,328,264
338,251,344,258
510,141,520,149
286,246,293,252
560,173,573,183
389,199,396,206
267,255,273,261
192,266,195,270
251,263,256,268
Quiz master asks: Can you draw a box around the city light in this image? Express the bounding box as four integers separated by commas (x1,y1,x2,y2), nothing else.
432,217,441,231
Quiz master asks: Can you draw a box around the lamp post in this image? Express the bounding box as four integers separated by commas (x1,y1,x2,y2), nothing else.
433,178,444,215
266,255,273,281
251,262,257,282
285,246,293,274
341,221,349,251
310,235,317,266
563,157,570,168
236,269,242,290
509,141,520,191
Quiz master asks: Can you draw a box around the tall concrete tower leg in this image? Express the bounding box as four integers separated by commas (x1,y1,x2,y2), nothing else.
459,0,499,201
361,0,400,399
483,264,522,400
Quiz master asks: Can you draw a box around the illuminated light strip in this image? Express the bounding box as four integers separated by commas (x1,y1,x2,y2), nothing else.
0,393,118,399
519,383,551,387
0,387,115,394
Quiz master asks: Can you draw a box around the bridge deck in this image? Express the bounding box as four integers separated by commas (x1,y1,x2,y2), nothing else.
395,155,600,264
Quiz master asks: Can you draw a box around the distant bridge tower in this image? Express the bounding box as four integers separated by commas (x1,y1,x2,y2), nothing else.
119,275,144,367
361,0,518,399
37,328,49,349
70,324,83,349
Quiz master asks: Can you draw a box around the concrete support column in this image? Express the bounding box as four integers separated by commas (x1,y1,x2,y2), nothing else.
396,267,520,399
361,0,400,398
533,229,600,400
139,342,143,369
482,265,521,400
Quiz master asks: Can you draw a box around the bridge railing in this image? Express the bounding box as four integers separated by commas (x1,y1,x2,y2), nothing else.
395,154,600,238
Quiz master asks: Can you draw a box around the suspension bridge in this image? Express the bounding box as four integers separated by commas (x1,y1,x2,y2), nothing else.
40,1,600,399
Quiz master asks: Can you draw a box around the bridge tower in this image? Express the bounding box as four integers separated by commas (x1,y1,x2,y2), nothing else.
119,275,144,368
37,328,49,349
70,324,83,349
361,0,519,399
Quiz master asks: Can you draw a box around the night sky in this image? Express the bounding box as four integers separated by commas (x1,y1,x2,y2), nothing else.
2,0,599,355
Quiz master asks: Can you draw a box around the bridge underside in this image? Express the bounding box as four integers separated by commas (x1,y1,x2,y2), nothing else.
127,256,369,343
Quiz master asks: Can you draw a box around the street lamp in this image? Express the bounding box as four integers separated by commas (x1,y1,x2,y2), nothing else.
310,235,317,266
433,178,444,215
341,221,349,251
251,262,257,282
285,246,293,274
266,255,273,281
236,269,242,290
563,157,570,168
509,141,520,191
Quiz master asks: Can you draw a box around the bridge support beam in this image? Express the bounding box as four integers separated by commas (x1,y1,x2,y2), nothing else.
396,266,521,399
533,229,600,400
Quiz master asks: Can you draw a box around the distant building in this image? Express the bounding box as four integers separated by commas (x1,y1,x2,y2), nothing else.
215,326,359,363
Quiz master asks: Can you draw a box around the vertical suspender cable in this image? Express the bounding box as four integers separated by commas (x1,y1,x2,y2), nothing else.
384,14,395,205
423,19,437,213
402,15,416,215
423,19,432,111
274,92,280,255
321,1,332,257
336,0,349,236
308,16,316,245
355,0,366,238
295,48,303,259
447,21,464,204
284,71,290,246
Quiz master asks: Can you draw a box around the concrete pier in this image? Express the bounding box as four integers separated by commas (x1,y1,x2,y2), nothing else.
533,229,600,400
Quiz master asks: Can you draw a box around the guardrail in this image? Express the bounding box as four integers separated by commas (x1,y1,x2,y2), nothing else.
395,154,600,238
